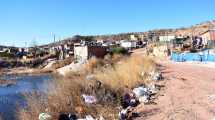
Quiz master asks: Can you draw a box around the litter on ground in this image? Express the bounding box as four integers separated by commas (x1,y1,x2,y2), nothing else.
82,94,97,104
39,113,52,120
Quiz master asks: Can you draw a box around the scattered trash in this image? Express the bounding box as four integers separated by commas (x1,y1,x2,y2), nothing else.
85,115,95,120
39,113,52,120
77,115,100,120
148,83,159,94
119,107,138,120
208,94,215,101
121,92,138,108
119,107,132,120
150,71,162,81
98,116,105,120
138,95,150,103
133,86,152,104
58,113,77,120
133,86,150,98
86,74,95,80
82,94,97,104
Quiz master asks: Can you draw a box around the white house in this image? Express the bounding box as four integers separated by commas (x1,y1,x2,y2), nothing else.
74,45,107,62
130,35,137,41
120,40,137,49
159,35,175,42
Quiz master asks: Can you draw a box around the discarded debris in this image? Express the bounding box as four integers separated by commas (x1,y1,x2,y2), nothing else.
39,113,52,120
138,95,150,103
82,94,97,104
77,115,104,120
150,71,162,81
119,107,132,120
121,92,138,108
119,107,138,120
58,113,77,120
133,86,150,98
86,74,95,80
133,86,152,104
208,95,215,101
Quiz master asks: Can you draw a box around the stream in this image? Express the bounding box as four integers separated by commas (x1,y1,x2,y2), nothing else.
0,74,53,120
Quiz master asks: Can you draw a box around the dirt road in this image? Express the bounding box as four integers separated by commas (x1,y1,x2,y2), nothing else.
135,61,215,120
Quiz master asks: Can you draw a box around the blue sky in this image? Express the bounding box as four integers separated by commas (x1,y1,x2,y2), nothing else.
0,0,215,47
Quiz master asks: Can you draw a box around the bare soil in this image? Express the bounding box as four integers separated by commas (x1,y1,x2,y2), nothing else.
135,60,215,120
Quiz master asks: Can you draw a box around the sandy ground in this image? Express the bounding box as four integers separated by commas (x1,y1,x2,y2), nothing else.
134,60,215,120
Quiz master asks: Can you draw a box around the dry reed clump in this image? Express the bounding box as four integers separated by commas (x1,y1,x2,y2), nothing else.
17,74,94,120
52,57,74,69
17,55,156,120
84,54,125,74
17,72,119,120
95,55,156,91
84,57,104,73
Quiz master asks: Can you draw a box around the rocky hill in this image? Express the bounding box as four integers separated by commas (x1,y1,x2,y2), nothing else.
16,19,215,48
174,20,215,36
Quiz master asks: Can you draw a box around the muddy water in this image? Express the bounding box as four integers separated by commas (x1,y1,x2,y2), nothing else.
0,74,53,120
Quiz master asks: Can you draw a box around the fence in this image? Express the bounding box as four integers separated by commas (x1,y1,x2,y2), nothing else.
171,50,215,62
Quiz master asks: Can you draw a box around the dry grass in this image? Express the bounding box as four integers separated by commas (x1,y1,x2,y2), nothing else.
17,73,119,120
17,54,156,120
17,74,92,120
95,55,156,90
84,57,104,73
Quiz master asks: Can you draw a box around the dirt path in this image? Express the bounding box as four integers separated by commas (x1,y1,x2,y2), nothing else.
135,61,215,120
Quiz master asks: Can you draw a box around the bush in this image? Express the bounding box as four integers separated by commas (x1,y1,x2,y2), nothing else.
17,55,156,120
110,47,128,54
95,55,156,91
17,73,119,120
0,52,14,58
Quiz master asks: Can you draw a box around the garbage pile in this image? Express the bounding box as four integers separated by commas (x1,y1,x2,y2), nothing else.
150,71,162,81
118,70,163,120
39,113,105,120
38,70,163,120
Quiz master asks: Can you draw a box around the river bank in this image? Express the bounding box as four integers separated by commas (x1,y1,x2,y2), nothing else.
0,67,53,76
0,73,53,120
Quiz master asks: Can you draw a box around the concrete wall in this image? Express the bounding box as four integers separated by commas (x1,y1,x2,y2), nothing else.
211,31,215,40
74,46,107,62
201,32,211,45
88,46,107,58
171,50,215,62
74,46,88,62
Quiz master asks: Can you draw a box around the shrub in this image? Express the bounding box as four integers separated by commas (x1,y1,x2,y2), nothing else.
84,57,104,73
17,55,156,120
95,55,156,91
110,47,128,54
17,73,119,120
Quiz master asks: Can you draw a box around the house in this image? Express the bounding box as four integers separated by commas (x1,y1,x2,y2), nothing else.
130,35,138,41
159,35,175,42
0,46,8,53
200,29,215,48
74,45,108,62
120,40,137,49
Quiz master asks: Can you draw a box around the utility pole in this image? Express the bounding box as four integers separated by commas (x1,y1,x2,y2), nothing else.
53,34,56,43
51,32,56,43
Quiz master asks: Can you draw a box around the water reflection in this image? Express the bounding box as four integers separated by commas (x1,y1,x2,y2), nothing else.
0,74,53,120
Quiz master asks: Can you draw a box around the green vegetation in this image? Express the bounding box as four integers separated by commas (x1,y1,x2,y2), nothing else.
0,52,15,59
110,47,128,54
